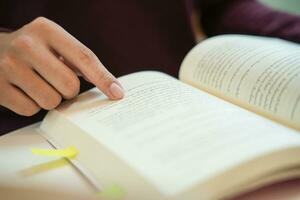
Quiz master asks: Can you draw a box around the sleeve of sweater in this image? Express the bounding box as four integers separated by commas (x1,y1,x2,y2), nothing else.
200,0,300,43
0,27,11,33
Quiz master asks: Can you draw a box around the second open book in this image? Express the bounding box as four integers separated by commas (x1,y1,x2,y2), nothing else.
39,35,300,200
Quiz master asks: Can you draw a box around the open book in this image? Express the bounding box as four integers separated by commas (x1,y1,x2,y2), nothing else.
39,35,300,200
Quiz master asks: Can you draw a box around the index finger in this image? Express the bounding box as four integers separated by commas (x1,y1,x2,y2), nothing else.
41,18,124,100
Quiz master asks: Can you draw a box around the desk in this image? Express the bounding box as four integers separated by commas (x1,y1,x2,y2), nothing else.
1,124,300,200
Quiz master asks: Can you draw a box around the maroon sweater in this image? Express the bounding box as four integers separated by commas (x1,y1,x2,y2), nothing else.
1,0,300,134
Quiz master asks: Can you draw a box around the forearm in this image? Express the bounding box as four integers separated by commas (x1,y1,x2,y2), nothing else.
201,0,300,43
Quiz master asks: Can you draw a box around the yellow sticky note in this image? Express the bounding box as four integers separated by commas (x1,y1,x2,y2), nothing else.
19,158,69,177
99,184,126,199
31,146,79,159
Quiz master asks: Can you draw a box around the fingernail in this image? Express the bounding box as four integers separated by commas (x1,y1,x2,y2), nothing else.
109,82,124,99
116,80,124,89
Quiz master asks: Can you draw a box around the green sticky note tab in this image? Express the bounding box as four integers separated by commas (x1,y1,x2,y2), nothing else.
100,184,126,199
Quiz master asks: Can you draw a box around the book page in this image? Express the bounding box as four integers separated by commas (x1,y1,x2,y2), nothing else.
179,35,300,130
48,71,300,196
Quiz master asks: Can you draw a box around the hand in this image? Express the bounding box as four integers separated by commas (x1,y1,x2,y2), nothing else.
0,17,124,116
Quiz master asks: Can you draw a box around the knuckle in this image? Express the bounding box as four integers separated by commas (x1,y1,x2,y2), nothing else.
93,70,114,87
11,35,35,51
41,93,62,110
62,76,80,99
0,53,18,75
0,53,14,67
30,17,51,29
78,47,96,66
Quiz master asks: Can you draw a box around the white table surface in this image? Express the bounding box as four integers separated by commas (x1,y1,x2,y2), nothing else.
1,123,300,200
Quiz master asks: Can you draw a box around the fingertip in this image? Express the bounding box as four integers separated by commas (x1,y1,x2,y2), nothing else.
108,82,124,100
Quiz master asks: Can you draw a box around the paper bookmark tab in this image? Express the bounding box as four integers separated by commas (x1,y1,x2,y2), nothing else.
99,184,126,199
31,146,79,159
